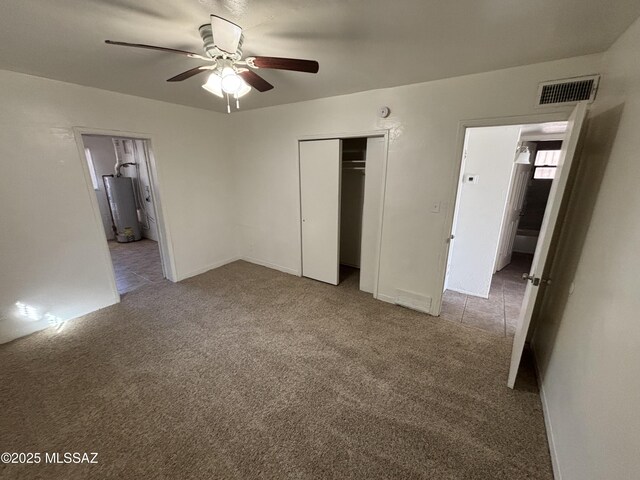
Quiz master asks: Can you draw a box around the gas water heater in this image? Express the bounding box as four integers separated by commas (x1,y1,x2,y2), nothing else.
103,175,142,242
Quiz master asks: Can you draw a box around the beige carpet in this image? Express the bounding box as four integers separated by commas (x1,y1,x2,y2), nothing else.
0,261,552,479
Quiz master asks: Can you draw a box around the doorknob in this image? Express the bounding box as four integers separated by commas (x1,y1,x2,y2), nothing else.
523,273,552,286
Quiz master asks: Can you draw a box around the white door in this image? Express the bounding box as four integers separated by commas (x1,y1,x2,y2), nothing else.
507,102,588,388
359,136,385,294
300,139,342,285
495,162,532,272
446,125,522,298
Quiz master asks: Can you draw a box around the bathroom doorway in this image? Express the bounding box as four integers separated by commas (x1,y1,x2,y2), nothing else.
442,121,569,336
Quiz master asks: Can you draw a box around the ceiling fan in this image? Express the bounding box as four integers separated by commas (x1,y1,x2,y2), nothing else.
106,15,319,112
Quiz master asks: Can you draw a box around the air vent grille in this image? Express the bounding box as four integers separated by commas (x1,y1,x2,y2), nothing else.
536,75,600,107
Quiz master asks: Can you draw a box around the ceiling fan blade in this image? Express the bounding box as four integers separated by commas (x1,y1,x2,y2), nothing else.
239,70,274,92
167,65,211,82
105,40,210,61
249,56,319,73
210,15,242,55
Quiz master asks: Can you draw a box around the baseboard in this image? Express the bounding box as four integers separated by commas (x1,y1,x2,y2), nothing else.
240,256,300,276
0,293,120,345
376,292,432,314
532,349,562,480
178,256,241,281
447,286,489,299
376,293,396,305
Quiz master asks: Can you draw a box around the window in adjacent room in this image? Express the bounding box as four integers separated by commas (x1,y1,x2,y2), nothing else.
84,147,99,190
533,149,561,179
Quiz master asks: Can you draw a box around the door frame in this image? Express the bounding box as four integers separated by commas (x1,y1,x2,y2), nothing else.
297,129,390,299
73,127,178,303
433,111,574,316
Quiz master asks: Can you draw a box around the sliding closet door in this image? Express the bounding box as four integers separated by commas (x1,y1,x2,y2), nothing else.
299,139,342,285
360,136,385,293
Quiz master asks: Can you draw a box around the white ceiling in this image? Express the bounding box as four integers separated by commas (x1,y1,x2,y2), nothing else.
1,0,639,113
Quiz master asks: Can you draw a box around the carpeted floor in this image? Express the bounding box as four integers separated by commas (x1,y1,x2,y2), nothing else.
0,261,552,479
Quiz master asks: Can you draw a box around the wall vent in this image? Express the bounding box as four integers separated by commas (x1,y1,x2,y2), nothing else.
536,75,600,107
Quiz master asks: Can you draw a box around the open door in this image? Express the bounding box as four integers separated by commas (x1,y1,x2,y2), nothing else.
495,161,532,272
507,102,588,388
300,139,342,285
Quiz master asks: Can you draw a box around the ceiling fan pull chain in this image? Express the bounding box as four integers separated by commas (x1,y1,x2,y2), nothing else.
236,94,240,110
226,93,231,114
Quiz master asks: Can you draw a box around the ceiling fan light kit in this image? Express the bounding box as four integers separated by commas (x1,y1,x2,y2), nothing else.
106,14,319,113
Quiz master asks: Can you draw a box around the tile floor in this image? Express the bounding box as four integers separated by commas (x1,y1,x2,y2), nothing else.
441,253,533,336
108,239,165,295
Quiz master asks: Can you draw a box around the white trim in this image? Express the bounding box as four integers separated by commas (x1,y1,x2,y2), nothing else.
297,129,390,298
296,141,304,277
532,348,562,480
447,287,490,299
373,134,391,300
178,256,241,281
377,293,433,314
241,256,300,276
376,293,396,305
59,297,121,330
519,133,566,142
72,129,120,304
73,127,178,283
299,130,388,141
432,111,573,317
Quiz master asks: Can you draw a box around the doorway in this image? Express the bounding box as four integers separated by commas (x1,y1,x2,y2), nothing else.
339,138,367,287
442,122,569,336
80,134,166,295
437,102,588,387
298,133,387,296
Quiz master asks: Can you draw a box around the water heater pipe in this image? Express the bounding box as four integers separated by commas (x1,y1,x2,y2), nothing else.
116,162,136,177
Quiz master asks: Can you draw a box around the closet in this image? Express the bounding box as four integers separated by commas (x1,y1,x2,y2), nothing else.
340,138,367,269
299,136,385,294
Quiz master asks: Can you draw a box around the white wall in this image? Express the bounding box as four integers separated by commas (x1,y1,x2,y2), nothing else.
0,69,236,343
82,135,118,240
0,30,637,477
230,54,603,311
532,17,640,480
446,125,521,297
